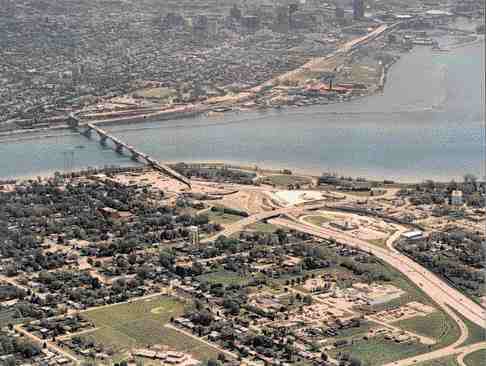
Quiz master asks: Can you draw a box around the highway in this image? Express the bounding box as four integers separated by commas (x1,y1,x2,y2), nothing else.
382,340,486,366
268,218,486,328
456,342,486,366
201,197,485,365
266,217,486,365
202,202,327,242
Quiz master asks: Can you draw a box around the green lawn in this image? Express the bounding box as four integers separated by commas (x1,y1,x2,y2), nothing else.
329,336,430,366
464,349,486,366
81,296,220,361
367,237,389,248
452,308,486,347
302,215,333,227
246,222,280,233
365,260,461,351
393,311,451,341
196,270,248,287
416,356,459,366
207,211,242,225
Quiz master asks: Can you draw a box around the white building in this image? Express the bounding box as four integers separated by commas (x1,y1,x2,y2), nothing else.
451,190,463,206
401,230,424,241
188,225,200,245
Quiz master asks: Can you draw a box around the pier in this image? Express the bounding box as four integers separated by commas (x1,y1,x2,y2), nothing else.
78,122,191,189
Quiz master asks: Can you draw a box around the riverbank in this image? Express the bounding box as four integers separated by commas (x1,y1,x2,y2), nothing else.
0,160,422,186
3,34,482,144
0,24,395,141
0,37,482,183
7,158,478,188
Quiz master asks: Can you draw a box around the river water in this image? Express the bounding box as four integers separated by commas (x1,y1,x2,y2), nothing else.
1,41,484,182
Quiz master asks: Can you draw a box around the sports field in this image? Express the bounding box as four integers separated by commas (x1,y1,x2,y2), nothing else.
81,296,221,361
196,270,248,287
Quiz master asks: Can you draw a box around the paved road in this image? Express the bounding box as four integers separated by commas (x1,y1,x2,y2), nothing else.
366,315,436,346
202,202,326,242
164,323,245,363
15,324,79,363
269,218,485,366
385,341,486,366
456,342,486,366
0,274,31,293
270,218,486,328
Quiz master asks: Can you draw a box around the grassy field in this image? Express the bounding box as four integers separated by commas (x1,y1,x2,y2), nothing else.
453,308,486,347
464,349,486,366
302,215,334,227
207,210,242,225
133,87,176,101
393,311,451,341
329,336,431,366
334,320,378,339
263,174,312,186
370,263,435,312
246,222,280,233
366,237,389,248
81,296,220,362
416,356,459,366
196,270,248,287
366,261,461,352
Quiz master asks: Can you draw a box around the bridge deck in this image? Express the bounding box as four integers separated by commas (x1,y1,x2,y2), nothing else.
83,123,191,189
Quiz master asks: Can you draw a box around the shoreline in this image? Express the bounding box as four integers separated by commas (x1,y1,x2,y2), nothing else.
6,159,475,186
0,35,482,144
0,24,393,141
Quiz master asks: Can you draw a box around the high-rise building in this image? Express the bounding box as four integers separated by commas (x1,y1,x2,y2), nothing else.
188,226,200,245
353,0,365,20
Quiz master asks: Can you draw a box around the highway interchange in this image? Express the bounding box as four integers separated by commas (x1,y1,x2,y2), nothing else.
203,186,486,365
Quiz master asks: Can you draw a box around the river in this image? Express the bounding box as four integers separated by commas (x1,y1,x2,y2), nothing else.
1,41,484,183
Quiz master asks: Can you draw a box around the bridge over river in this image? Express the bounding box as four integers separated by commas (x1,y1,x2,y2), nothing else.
77,122,191,189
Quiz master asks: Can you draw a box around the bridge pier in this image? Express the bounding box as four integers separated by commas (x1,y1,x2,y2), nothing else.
77,122,192,189
130,151,140,161
81,128,92,138
99,135,109,146
115,142,124,154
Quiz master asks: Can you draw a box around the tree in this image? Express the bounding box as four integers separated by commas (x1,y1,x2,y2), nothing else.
194,214,209,226
207,359,221,366
303,295,313,305
159,250,175,268
128,253,137,265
